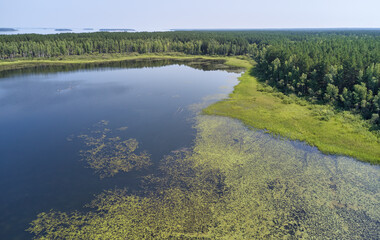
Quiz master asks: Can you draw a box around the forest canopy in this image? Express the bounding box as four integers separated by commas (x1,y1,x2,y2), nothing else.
0,30,379,125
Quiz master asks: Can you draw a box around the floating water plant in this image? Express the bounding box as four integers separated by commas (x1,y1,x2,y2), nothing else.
77,121,151,178
29,116,380,239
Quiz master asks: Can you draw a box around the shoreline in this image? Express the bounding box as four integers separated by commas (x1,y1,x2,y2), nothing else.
0,53,250,72
1,53,379,164
204,62,380,164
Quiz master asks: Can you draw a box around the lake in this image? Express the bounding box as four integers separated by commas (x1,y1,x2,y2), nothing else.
0,60,379,239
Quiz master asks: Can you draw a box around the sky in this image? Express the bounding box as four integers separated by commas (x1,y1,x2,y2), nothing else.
1,0,379,31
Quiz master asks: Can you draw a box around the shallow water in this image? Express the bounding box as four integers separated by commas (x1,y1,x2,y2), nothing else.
0,61,240,239
192,115,380,239
25,115,380,239
0,60,379,239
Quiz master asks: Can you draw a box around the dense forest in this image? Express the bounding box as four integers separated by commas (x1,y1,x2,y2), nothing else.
254,32,380,126
0,30,379,125
0,31,259,57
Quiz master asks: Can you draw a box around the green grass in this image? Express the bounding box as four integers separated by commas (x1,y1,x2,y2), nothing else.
28,115,380,239
204,62,380,164
2,53,379,163
0,53,248,72
19,53,378,238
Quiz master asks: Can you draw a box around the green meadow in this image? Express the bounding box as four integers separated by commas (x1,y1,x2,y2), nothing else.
0,53,244,72
2,54,377,239
204,59,380,164
1,54,379,163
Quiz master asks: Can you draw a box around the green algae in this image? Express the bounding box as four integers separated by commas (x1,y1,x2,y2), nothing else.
203,66,380,164
77,121,151,178
193,116,380,239
29,116,380,239
28,150,219,239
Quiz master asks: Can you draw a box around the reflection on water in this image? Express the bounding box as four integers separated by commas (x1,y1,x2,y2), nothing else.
1,60,379,239
0,58,243,79
28,115,380,239
0,61,240,239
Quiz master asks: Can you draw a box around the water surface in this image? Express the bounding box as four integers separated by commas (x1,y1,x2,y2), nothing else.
0,60,379,239
0,60,240,239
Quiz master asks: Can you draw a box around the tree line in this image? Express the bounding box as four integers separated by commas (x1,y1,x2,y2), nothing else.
0,30,379,125
254,32,380,126
0,31,261,58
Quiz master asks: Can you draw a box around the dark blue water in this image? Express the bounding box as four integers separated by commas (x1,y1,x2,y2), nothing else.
0,62,240,239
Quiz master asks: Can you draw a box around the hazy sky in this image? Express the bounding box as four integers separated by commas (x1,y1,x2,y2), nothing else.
1,0,379,30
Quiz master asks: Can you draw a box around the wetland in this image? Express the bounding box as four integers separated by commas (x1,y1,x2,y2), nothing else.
0,59,379,239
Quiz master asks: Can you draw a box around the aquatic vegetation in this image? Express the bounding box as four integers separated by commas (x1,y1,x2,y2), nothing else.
28,150,220,239
193,116,380,239
188,93,230,114
204,66,380,164
0,54,244,76
116,126,128,131
2,54,378,163
29,116,380,239
77,121,151,178
28,189,215,239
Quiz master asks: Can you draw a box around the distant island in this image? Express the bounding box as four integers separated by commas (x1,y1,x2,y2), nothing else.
55,29,72,32
0,28,17,32
83,28,93,30
99,29,134,32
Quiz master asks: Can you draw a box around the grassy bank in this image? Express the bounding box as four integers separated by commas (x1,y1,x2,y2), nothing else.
0,53,249,72
204,61,380,164
1,53,379,163
29,115,380,239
